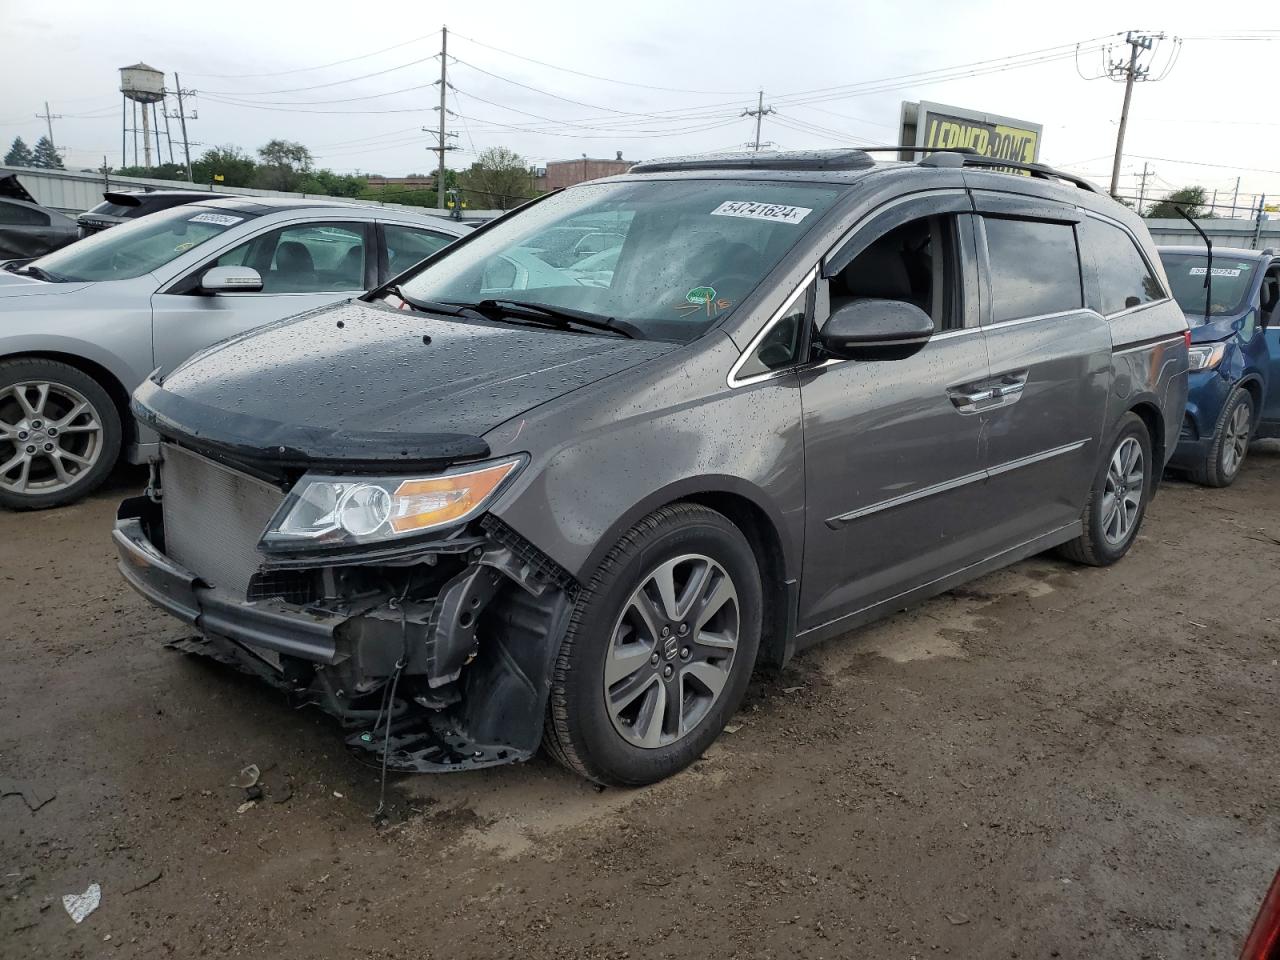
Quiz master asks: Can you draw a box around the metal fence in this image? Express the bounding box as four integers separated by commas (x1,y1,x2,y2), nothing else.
1,164,501,222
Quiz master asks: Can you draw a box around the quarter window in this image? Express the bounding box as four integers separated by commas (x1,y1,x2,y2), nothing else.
983,217,1082,323
1080,217,1164,315
736,280,813,380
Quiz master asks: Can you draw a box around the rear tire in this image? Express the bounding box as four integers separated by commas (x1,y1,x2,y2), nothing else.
543,503,761,786
0,358,121,511
1057,412,1152,567
1189,387,1253,488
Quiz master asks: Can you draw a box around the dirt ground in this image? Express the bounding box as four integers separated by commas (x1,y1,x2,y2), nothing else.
2,448,1278,960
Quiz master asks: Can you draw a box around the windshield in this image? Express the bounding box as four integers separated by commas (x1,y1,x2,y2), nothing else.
392,180,841,341
33,205,256,282
1158,252,1259,318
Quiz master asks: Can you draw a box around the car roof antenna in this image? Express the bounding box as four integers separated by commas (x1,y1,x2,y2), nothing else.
1175,205,1213,323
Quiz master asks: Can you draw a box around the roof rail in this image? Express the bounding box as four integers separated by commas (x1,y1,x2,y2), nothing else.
630,149,874,173
916,150,1100,193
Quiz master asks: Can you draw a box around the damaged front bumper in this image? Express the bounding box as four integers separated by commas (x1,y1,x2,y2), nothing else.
113,494,575,772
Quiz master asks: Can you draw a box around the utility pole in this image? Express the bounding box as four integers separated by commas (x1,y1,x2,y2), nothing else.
437,26,448,209
167,73,196,182
1231,176,1241,219
36,101,62,150
1106,31,1164,199
742,90,774,152
1136,162,1150,215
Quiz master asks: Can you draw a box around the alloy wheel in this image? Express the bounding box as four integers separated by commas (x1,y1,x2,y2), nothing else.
603,553,740,749
1101,436,1144,546
1221,400,1251,478
0,381,104,496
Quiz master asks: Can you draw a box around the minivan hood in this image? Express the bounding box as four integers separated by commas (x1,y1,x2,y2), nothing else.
135,299,677,468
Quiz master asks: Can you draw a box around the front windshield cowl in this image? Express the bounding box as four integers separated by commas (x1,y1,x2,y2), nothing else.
392,179,841,343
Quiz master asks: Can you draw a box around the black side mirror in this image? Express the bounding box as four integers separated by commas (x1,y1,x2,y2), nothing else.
818,298,934,361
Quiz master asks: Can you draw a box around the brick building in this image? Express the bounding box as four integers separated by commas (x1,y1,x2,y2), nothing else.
535,152,631,192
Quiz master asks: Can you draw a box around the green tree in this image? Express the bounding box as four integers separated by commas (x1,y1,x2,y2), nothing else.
115,162,188,180
296,169,366,198
30,136,64,170
254,139,313,191
459,148,533,210
192,145,257,187
1146,186,1208,220
4,136,34,167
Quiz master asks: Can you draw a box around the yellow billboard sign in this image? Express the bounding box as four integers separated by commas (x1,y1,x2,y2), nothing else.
900,100,1042,166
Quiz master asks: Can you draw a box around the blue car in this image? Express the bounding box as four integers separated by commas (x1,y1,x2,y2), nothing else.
1159,246,1280,485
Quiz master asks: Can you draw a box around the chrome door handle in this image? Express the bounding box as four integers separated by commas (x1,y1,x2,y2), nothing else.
991,382,1024,399
950,388,995,405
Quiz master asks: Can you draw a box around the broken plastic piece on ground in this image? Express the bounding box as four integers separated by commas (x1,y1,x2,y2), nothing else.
230,764,260,789
62,883,101,924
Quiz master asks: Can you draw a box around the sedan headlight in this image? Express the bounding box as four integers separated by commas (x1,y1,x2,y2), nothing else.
1187,342,1226,371
261,457,523,550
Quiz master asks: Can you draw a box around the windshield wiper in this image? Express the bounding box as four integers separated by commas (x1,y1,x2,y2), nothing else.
463,299,640,339
387,286,484,319
17,264,64,283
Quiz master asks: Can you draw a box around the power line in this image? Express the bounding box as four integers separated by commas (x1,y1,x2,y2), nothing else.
201,55,438,96
447,31,757,96
188,31,440,79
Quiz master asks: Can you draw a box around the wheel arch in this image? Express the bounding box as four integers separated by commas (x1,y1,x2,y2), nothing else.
0,349,135,447
1126,398,1166,486
577,476,798,671
1236,373,1265,425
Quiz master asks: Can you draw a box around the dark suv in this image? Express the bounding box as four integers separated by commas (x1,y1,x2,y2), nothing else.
114,150,1189,786
78,189,232,237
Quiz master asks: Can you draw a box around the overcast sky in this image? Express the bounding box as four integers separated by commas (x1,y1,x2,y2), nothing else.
2,0,1277,209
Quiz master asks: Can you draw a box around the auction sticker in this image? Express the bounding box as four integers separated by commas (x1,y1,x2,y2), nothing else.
189,212,243,227
1189,266,1243,277
710,200,812,225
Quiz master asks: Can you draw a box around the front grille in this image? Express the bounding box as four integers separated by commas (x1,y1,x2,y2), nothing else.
160,444,286,600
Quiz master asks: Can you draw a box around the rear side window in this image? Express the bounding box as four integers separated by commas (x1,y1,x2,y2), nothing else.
983,217,1082,323
1081,217,1164,315
0,201,50,226
384,224,454,277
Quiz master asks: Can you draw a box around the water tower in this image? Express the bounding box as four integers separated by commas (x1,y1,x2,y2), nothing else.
119,63,171,170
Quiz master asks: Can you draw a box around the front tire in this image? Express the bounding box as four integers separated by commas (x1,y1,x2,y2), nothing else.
0,358,121,510
543,503,761,786
1190,386,1253,488
1058,412,1152,567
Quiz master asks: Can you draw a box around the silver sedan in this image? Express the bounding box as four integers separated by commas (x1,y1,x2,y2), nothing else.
0,197,470,509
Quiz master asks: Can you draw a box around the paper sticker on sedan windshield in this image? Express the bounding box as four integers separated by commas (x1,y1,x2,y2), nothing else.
188,212,243,227
1189,266,1243,277
710,201,812,225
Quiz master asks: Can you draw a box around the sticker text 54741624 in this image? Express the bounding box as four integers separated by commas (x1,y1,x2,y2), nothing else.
710,201,812,225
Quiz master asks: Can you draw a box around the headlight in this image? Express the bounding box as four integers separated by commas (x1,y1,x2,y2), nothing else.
261,457,523,550
1187,342,1226,371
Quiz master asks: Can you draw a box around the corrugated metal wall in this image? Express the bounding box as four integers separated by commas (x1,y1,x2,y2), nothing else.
1144,217,1278,250
0,164,501,221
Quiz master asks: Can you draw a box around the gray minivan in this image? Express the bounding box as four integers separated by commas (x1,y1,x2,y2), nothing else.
114,150,1189,786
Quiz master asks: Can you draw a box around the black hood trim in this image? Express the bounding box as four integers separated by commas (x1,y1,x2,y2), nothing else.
133,376,490,470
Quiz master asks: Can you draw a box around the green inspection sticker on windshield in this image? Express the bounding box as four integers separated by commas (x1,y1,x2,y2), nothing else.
686,285,717,304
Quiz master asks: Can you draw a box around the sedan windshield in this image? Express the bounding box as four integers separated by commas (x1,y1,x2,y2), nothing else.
1158,252,1259,318
31,205,256,282
392,180,841,341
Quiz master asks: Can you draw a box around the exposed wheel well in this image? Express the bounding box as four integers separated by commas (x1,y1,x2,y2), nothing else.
0,351,134,447
1129,401,1164,485
1238,376,1264,425
678,491,791,670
